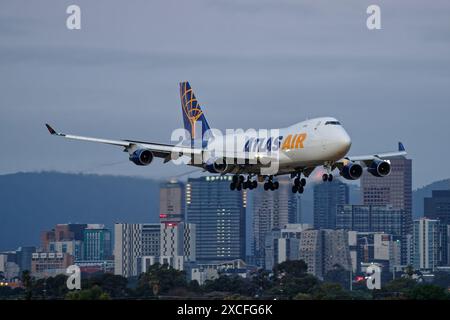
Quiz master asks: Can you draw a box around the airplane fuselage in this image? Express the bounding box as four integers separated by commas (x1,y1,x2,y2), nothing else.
204,117,351,173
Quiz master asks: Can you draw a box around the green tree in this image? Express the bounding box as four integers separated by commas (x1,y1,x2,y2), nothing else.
406,284,449,300
21,270,33,300
273,260,308,279
86,273,128,298
135,263,188,297
66,285,110,300
312,282,351,300
324,264,351,290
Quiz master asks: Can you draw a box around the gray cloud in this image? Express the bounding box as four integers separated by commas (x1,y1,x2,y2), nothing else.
0,0,450,188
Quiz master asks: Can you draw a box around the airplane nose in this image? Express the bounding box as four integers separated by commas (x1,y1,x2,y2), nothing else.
340,131,352,151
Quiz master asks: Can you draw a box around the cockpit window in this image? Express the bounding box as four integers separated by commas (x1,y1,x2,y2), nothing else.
325,121,341,125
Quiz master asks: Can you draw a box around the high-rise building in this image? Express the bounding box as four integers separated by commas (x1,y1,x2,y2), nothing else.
139,222,197,272
41,223,88,250
336,205,405,239
264,224,312,270
361,157,412,263
114,223,160,277
298,229,351,279
16,246,36,273
160,222,196,264
31,252,74,278
186,176,246,263
413,218,442,270
313,179,349,229
253,176,297,267
159,180,185,224
48,240,83,261
83,226,112,261
424,190,450,225
348,231,401,273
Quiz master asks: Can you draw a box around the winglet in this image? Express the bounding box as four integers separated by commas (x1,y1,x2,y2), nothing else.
398,142,406,152
45,124,58,135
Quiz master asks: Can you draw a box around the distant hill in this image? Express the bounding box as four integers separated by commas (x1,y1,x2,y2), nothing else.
413,179,450,218
0,172,160,251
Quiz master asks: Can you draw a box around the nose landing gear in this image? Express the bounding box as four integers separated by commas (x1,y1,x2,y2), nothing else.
322,163,334,182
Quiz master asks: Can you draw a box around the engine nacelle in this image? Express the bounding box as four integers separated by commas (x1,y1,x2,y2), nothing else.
368,159,391,177
340,162,363,180
204,158,229,174
129,149,153,166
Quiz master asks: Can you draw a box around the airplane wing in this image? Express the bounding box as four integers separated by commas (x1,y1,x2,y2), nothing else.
45,124,202,162
338,142,407,166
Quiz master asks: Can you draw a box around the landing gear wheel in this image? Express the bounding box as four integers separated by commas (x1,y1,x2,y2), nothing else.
264,183,269,191
230,183,236,191
273,181,279,190
252,180,258,189
322,174,329,182
236,183,242,191
298,186,304,194
300,178,306,186
292,185,298,193
239,175,245,183
294,178,300,187
328,174,333,182
232,175,238,184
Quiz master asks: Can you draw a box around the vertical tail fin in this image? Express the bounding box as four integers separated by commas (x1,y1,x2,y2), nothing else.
179,81,211,147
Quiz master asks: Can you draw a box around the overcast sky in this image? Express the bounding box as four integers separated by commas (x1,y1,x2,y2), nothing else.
1,0,449,188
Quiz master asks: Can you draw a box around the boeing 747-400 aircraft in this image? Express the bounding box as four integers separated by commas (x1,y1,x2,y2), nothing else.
46,81,406,193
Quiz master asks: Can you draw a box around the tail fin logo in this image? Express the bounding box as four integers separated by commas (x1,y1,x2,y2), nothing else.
180,81,210,141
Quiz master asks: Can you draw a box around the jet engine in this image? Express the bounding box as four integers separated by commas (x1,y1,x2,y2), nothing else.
204,158,229,174
129,149,153,166
368,159,391,177
340,162,363,180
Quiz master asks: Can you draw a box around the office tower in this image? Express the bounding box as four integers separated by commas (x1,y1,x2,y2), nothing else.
160,222,196,264
114,223,160,277
336,205,405,238
16,246,36,273
264,224,311,270
441,225,450,266
348,231,401,273
41,223,87,250
31,252,74,278
0,252,20,280
298,229,351,279
413,218,442,270
160,180,185,224
186,176,246,262
253,176,297,267
424,190,450,225
361,157,412,263
83,226,112,261
313,179,349,229
48,240,83,261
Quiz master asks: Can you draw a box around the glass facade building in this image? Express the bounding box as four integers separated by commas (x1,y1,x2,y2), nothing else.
313,179,349,230
186,176,246,263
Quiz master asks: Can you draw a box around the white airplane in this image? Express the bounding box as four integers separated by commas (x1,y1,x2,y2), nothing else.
46,81,406,193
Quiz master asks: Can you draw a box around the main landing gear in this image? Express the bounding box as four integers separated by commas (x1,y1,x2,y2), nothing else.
263,176,279,191
291,173,306,194
229,175,280,191
230,175,258,191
